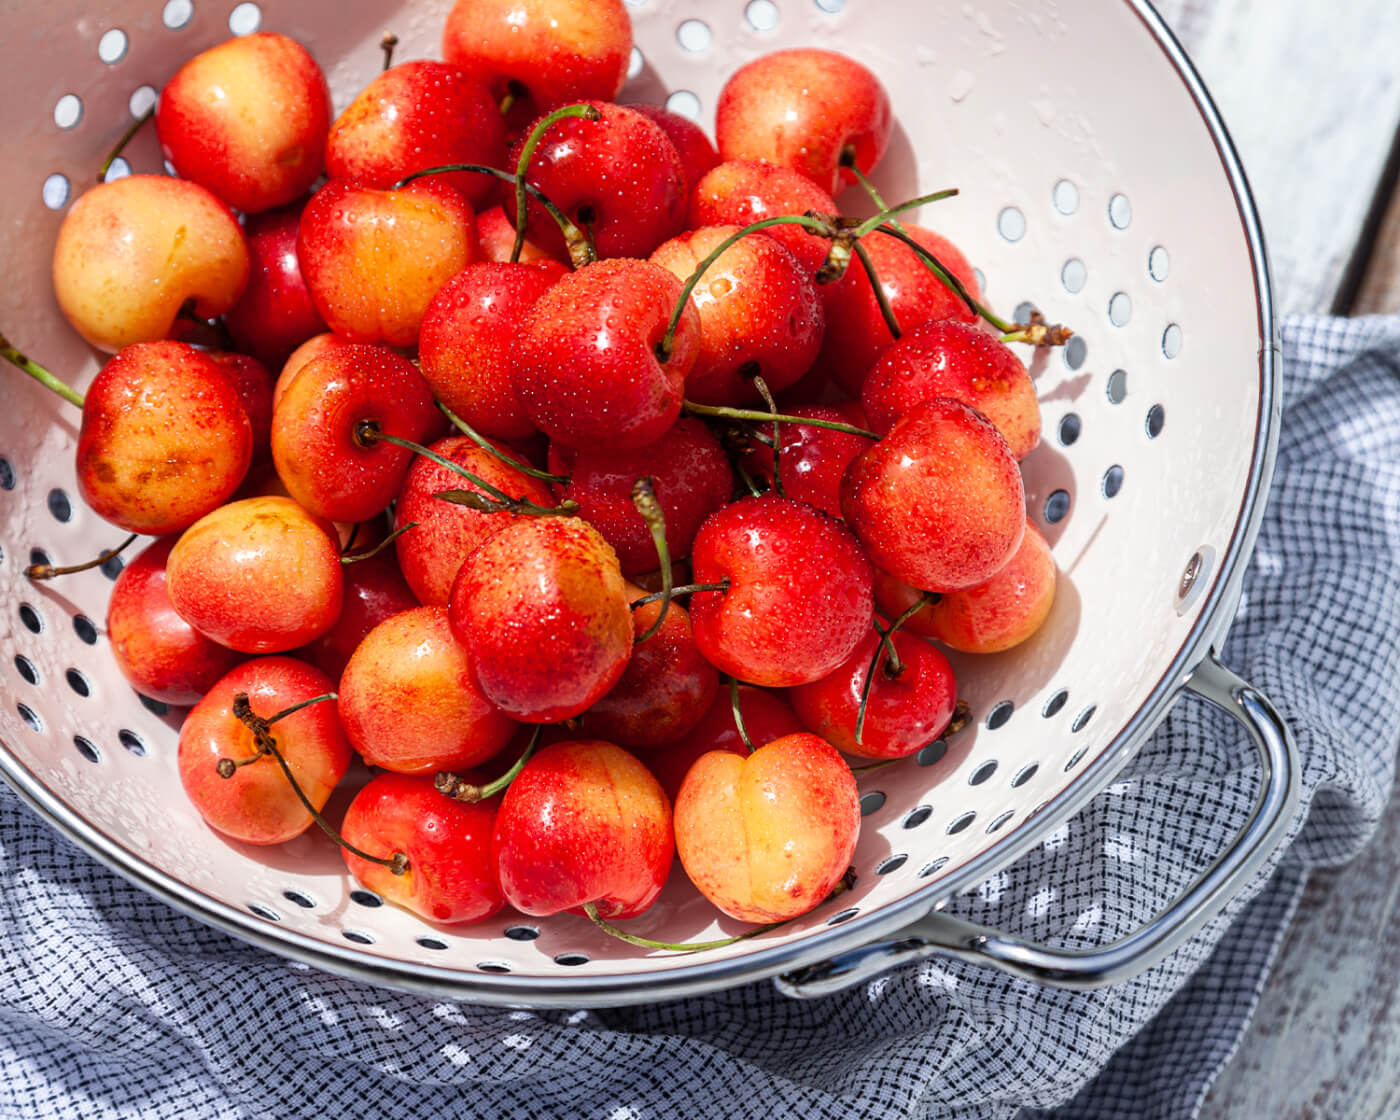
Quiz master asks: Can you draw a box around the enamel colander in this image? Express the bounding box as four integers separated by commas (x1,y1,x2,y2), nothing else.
0,0,1295,1006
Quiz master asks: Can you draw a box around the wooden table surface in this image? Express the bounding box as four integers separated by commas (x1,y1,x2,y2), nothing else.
1142,2,1400,1116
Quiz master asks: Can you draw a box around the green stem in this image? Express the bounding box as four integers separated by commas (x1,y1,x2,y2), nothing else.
729,675,754,753
99,105,154,184
848,186,960,239
25,533,137,580
683,401,878,441
629,581,728,610
435,726,541,802
855,594,935,746
340,522,415,564
852,239,901,341
751,376,784,498
735,458,765,497
266,692,338,725
511,103,603,265
583,901,784,952
0,332,85,408
438,401,568,484
631,478,672,645
873,222,1009,329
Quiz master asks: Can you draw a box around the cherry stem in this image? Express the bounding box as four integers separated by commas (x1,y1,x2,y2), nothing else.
735,459,765,497
498,79,527,118
852,238,902,340
26,533,137,581
855,594,935,747
435,725,541,803
355,420,578,518
0,331,85,409
226,692,408,875
393,162,589,263
729,675,755,753
340,521,416,565
266,692,338,724
511,103,603,266
437,401,569,484
851,697,972,773
683,401,878,441
380,32,398,71
631,478,672,645
751,376,784,498
656,214,840,364
99,105,154,184
629,581,729,610
848,187,960,240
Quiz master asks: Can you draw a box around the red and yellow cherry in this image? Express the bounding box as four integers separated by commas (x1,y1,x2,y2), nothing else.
178,657,351,845
878,520,1058,653
77,340,252,536
862,320,1040,459
507,101,687,261
167,496,343,653
643,683,804,803
675,732,858,922
418,262,561,442
790,630,957,759
52,175,249,353
296,553,419,683
626,103,720,197
492,740,672,919
547,417,733,576
297,177,477,347
819,224,982,395
715,48,892,197
746,402,874,520
273,331,350,411
155,32,331,214
449,517,632,722
271,343,440,524
689,495,873,687
474,204,570,268
393,434,556,606
578,584,718,748
339,606,517,774
224,201,327,370
650,224,824,405
842,398,1025,592
326,60,506,210
511,258,700,450
341,772,504,924
106,536,245,705
442,0,632,132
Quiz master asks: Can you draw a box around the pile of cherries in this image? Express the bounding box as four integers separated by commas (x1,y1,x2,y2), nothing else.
13,0,1066,948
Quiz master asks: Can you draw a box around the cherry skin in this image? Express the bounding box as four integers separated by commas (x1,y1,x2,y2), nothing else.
449,517,633,722
296,553,419,683
650,224,825,406
341,772,504,924
578,584,718,749
418,262,562,442
167,496,343,653
675,732,859,923
819,224,983,396
224,201,327,371
625,103,721,197
106,536,245,706
442,0,632,133
715,48,892,197
547,417,734,576
506,101,687,261
271,342,440,524
642,683,804,803
474,204,570,268
746,402,874,520
393,434,556,607
297,177,477,348
688,494,874,687
178,657,351,845
326,60,507,211
790,630,957,759
76,341,252,536
156,32,331,214
492,740,673,920
862,320,1040,459
273,332,351,411
842,398,1026,593
339,606,517,775
52,175,249,353
206,351,275,469
511,258,701,450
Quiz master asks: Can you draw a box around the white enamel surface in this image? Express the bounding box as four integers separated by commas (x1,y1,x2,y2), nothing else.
0,0,1264,986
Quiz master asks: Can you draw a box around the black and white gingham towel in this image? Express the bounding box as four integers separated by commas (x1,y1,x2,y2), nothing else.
0,314,1396,1119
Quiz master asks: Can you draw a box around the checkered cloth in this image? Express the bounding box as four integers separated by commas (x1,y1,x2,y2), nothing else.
1,314,1397,1119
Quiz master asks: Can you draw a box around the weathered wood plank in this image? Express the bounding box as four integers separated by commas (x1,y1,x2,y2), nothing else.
1351,156,1400,315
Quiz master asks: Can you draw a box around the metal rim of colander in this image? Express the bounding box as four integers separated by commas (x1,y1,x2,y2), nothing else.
0,0,1279,1006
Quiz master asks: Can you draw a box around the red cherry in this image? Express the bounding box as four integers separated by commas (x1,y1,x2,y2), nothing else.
474,204,570,269
689,160,838,281
224,201,328,370
841,398,1025,592
747,402,874,519
206,351,275,469
689,495,874,687
626,103,721,197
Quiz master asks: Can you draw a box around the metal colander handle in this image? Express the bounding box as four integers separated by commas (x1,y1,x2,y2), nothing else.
775,652,1300,997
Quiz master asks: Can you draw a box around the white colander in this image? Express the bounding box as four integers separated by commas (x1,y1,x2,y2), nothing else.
0,0,1295,1006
